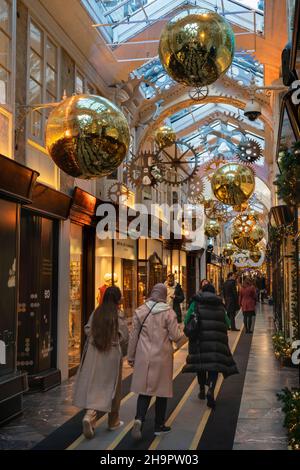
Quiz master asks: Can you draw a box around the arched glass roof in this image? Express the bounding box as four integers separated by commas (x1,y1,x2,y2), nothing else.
83,0,264,43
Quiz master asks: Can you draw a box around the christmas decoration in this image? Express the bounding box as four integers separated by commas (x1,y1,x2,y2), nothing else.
155,140,199,186
159,9,235,87
45,94,130,179
154,125,176,148
232,223,264,250
236,138,263,164
108,182,130,204
125,151,161,187
211,163,255,205
204,220,220,238
277,388,300,451
274,141,300,206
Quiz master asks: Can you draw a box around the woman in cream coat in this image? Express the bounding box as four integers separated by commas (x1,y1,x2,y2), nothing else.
128,283,183,440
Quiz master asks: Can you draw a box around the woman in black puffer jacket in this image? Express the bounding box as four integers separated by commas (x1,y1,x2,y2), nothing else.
182,284,238,409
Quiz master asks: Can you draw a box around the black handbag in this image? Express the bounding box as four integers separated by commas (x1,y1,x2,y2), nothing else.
183,311,200,339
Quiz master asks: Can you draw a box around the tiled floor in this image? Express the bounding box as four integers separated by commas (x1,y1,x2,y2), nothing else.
0,305,298,450
233,304,299,450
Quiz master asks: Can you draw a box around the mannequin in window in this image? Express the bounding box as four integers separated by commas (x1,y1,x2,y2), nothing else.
97,273,118,306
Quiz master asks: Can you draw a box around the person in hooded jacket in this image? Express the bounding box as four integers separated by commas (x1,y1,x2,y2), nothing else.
182,283,238,409
127,283,183,440
222,272,240,331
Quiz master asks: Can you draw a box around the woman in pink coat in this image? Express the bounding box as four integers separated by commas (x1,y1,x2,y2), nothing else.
239,278,257,334
127,283,183,440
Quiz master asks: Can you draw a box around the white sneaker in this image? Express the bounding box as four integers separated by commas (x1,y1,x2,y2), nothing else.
131,419,142,440
108,420,124,431
83,417,95,439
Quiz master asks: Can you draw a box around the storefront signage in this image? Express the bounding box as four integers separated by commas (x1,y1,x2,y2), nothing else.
114,239,136,260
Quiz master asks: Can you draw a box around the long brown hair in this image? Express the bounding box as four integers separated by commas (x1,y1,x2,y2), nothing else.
91,286,121,352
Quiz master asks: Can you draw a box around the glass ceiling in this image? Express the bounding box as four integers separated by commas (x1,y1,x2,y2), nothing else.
133,53,264,99
82,0,264,43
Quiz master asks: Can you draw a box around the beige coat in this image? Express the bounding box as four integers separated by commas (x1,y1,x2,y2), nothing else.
128,301,183,398
73,311,129,412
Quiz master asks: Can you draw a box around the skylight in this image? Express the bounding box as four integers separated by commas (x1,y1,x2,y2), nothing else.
132,53,264,100
82,0,264,44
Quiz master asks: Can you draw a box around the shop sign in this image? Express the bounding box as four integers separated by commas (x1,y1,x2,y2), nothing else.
114,239,136,260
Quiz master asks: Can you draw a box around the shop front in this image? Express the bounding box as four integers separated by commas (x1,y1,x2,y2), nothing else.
206,251,223,295
18,183,71,391
68,188,97,376
0,154,38,423
95,235,138,320
138,238,165,304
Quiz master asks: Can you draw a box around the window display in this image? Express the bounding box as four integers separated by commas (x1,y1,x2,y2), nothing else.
68,223,83,372
0,199,17,377
95,238,113,306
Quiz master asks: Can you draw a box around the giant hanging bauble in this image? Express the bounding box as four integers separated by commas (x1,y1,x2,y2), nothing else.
45,94,130,179
211,163,255,206
204,220,220,238
223,243,236,257
159,9,235,87
232,223,264,250
233,213,257,235
249,248,262,263
155,125,176,148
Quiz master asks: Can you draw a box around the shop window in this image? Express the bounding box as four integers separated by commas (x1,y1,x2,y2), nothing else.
0,0,12,106
28,19,59,144
0,199,17,377
95,237,113,306
69,223,83,372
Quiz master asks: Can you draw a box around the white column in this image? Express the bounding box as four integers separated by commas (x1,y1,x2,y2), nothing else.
57,219,70,382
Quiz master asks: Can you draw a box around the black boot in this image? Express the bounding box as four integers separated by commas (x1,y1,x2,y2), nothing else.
207,387,216,410
198,386,206,400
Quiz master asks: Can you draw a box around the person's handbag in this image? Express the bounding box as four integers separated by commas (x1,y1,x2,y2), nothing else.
183,311,200,339
224,311,231,330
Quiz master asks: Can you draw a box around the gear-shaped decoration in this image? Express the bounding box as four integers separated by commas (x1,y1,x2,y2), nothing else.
204,199,234,223
188,86,209,102
154,140,199,186
186,173,205,204
125,151,162,188
204,157,227,180
108,182,130,204
237,138,263,164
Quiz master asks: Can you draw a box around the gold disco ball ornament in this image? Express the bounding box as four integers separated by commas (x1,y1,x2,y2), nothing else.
211,163,255,206
155,125,176,148
233,214,257,235
45,94,130,179
223,243,236,257
249,249,262,263
159,9,235,87
204,220,221,238
232,224,264,250
233,202,248,213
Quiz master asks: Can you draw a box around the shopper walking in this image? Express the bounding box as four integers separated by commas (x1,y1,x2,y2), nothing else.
183,283,238,409
223,272,240,331
128,283,183,440
239,278,257,334
165,273,185,323
73,286,129,439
